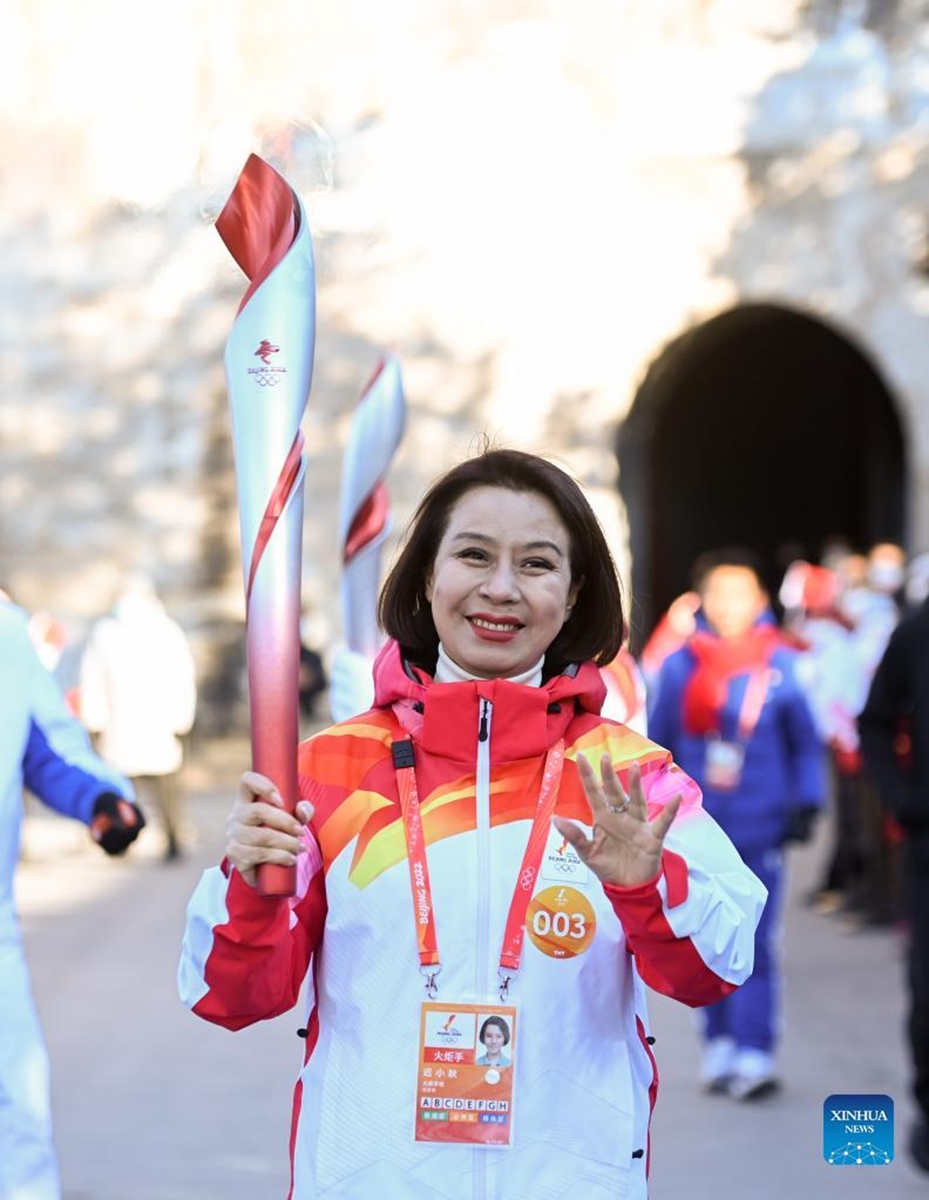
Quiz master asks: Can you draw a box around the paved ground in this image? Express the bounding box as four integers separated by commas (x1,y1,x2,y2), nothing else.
16,736,928,1198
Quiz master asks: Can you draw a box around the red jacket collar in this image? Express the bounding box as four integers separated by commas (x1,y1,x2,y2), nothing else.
372,639,606,764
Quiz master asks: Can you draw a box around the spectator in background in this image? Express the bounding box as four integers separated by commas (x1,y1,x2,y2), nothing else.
859,596,929,1173
0,594,143,1200
845,543,905,681
834,550,870,595
600,646,648,735
639,590,701,689
649,548,826,1101
80,573,196,861
905,552,929,617
298,643,328,721
297,608,328,725
780,562,865,912
841,543,907,927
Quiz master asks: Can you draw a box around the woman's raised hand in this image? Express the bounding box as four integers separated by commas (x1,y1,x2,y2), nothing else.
226,772,315,889
553,756,681,889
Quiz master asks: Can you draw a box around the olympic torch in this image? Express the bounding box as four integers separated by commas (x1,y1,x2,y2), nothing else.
340,356,406,656
217,154,314,898
329,358,406,722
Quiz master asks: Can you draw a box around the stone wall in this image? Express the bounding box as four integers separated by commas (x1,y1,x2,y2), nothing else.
1,0,927,728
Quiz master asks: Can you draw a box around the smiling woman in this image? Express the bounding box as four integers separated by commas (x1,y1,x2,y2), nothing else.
379,448,625,677
179,447,767,1200
419,488,580,679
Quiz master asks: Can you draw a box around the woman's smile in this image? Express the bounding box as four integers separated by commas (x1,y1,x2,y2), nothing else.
467,613,525,641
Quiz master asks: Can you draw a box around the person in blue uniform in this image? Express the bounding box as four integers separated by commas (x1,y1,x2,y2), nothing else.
0,598,144,1200
648,548,826,1100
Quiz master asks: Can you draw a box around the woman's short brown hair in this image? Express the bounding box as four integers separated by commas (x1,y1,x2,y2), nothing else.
378,448,625,675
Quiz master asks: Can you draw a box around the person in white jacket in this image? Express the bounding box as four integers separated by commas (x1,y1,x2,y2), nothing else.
81,573,196,860
180,449,766,1199
1,599,142,1200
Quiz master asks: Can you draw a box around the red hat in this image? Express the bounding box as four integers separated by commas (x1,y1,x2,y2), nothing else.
802,565,840,614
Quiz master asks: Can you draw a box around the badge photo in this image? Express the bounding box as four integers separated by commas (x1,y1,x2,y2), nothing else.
415,1001,518,1149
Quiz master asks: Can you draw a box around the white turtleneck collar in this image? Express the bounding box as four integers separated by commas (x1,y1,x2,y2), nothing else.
434,642,544,688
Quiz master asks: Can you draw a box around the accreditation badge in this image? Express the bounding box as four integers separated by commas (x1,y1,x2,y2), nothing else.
415,1001,517,1148
704,738,745,791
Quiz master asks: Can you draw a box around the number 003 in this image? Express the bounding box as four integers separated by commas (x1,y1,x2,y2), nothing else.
530,910,587,939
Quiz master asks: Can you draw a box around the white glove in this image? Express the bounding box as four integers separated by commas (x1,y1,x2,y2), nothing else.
329,646,376,723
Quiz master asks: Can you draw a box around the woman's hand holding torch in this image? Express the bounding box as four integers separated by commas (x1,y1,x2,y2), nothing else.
226,772,315,890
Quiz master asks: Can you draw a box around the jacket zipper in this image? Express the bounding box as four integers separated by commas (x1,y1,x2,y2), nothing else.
474,697,491,1200
474,697,492,994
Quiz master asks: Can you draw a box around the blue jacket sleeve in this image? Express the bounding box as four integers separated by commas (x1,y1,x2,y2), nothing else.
23,643,134,825
779,656,827,809
647,650,688,756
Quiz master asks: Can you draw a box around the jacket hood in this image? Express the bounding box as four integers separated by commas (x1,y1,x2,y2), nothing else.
372,639,607,764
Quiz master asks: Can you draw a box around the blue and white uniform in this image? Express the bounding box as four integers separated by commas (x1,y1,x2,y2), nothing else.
0,603,132,1200
648,616,826,1081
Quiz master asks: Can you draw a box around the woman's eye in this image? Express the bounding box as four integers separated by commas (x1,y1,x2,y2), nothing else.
523,559,554,571
458,548,487,562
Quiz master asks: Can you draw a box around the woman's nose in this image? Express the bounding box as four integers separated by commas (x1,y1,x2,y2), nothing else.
479,562,520,600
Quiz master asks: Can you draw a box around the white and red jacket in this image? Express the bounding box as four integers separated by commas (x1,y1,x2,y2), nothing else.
179,641,766,1200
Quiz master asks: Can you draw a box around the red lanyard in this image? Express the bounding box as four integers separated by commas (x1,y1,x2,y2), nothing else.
736,668,772,742
392,736,565,999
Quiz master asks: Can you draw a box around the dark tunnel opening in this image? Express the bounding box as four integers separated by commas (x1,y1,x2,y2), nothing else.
618,304,907,648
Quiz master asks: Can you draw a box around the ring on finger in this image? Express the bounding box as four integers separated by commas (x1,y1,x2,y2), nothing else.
608,799,630,815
